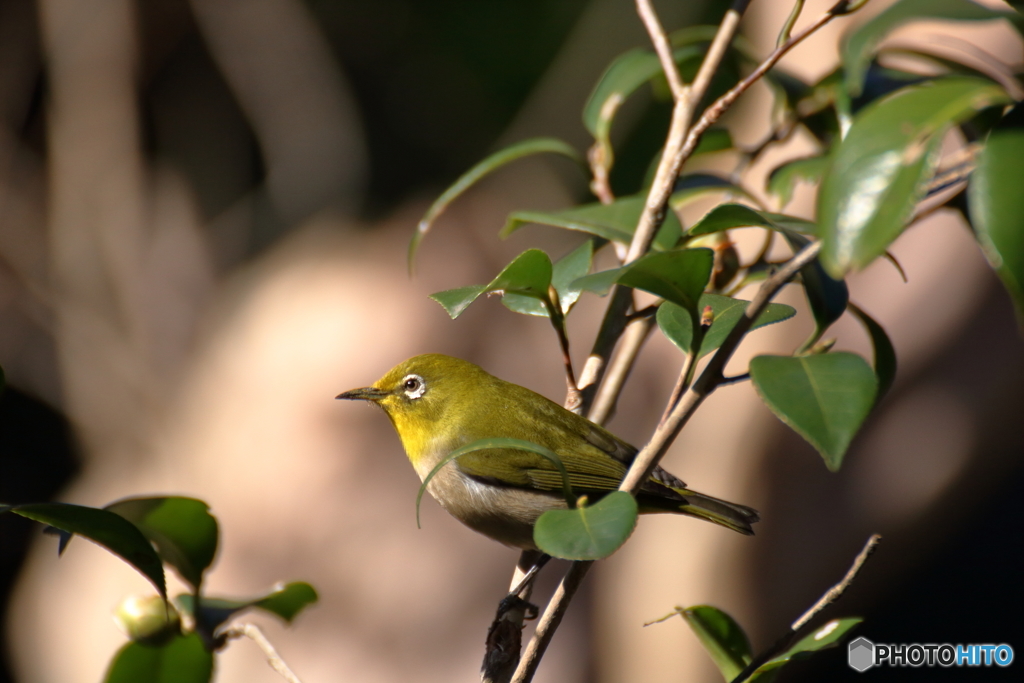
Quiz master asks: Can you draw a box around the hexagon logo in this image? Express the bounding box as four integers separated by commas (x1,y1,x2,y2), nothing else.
848,636,875,672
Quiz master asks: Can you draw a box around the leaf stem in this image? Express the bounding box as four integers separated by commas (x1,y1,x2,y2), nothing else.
223,623,303,683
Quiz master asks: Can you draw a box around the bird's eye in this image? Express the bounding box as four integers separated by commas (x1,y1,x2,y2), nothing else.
401,374,426,399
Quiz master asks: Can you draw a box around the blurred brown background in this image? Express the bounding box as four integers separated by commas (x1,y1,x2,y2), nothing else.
0,0,1021,681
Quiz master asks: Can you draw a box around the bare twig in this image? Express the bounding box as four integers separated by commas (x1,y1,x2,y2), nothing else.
620,241,823,495
674,0,863,177
544,286,582,411
587,315,656,425
729,534,882,682
579,0,751,417
510,561,593,683
636,0,685,99
223,623,303,683
791,534,881,631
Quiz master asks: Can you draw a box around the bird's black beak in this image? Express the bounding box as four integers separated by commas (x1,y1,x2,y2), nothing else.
336,386,389,402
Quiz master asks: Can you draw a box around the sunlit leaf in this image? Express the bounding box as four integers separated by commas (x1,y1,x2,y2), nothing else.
410,138,582,270
107,497,218,592
618,249,714,318
819,77,1009,278
842,0,1013,97
501,195,682,250
747,618,864,681
750,353,877,471
176,582,319,635
504,240,595,317
681,605,752,682
429,249,552,319
658,294,796,359
104,633,213,683
687,204,816,237
969,101,1024,324
4,503,165,598
534,491,638,561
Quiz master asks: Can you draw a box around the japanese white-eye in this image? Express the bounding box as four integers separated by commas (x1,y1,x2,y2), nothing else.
337,354,758,549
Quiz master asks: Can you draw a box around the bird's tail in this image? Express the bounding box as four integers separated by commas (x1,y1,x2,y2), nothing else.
644,488,759,535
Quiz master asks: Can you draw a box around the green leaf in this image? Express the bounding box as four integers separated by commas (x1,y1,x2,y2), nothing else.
767,156,828,208
847,303,897,403
688,204,776,237
681,605,752,681
617,249,714,317
658,294,797,359
687,204,817,238
429,249,552,320
4,503,165,598
969,102,1024,324
819,77,1010,278
747,618,864,681
429,285,487,319
504,240,595,317
783,232,849,343
670,174,758,211
176,582,319,635
410,138,582,271
417,438,575,528
750,353,877,471
501,195,683,251
534,491,638,561
842,0,1014,97
106,498,218,593
104,633,213,683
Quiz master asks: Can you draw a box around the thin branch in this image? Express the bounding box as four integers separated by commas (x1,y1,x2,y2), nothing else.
579,1,751,417
636,0,685,98
510,561,593,683
776,0,806,48
674,0,860,176
545,286,582,411
588,315,656,425
621,241,823,495
223,623,303,683
729,534,882,682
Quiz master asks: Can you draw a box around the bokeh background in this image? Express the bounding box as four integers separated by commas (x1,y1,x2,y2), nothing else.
0,0,1021,681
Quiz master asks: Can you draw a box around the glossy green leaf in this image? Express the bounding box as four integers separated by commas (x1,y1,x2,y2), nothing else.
107,498,218,592
504,240,594,317
410,138,582,271
670,174,758,211
583,44,707,138
617,249,714,317
747,618,864,681
819,77,1010,278
767,155,828,208
176,582,319,635
417,438,575,528
658,294,796,359
3,502,165,598
104,633,213,683
969,102,1024,324
688,204,776,237
847,303,897,403
750,353,877,471
842,0,1013,97
687,204,816,238
429,249,552,319
681,605,752,682
534,491,638,561
784,232,848,342
502,195,682,250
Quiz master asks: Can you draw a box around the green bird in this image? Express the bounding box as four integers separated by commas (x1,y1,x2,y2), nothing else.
337,354,758,550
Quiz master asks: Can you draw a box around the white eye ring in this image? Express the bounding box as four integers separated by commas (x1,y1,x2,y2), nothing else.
401,374,426,399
